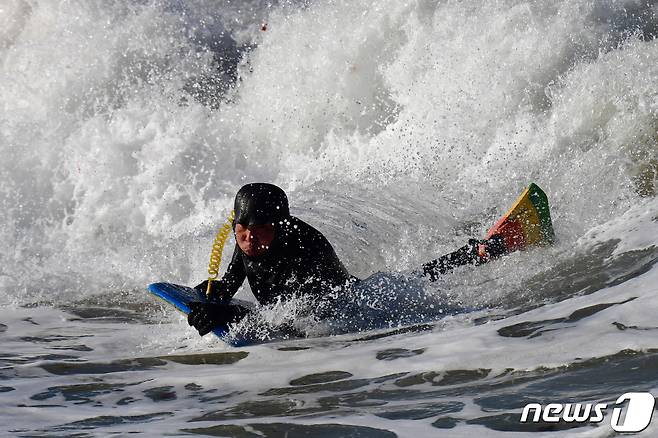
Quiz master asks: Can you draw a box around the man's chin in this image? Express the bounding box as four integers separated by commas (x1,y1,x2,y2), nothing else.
244,247,269,258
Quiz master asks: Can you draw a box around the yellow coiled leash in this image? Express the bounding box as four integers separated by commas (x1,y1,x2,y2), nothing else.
206,210,235,298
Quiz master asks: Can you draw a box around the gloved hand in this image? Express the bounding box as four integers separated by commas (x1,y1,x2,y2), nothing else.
187,302,221,336
194,279,213,294
194,280,230,303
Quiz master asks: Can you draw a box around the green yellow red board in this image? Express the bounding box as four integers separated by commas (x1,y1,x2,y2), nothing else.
485,183,554,253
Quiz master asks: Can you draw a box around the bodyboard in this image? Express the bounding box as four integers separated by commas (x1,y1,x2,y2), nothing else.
147,282,254,347
485,183,554,253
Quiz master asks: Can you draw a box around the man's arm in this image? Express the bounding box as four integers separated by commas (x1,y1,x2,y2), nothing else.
195,244,246,301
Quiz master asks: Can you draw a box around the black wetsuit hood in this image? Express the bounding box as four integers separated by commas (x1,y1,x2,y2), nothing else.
234,183,290,227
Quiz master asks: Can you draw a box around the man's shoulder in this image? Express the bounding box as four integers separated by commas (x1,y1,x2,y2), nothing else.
287,216,332,249
290,216,327,236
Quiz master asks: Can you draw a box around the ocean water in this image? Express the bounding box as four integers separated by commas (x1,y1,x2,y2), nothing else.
1,0,658,436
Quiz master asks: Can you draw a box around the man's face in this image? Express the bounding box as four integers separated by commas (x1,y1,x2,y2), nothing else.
235,223,276,257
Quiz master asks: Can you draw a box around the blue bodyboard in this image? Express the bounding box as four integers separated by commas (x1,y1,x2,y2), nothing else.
147,282,254,347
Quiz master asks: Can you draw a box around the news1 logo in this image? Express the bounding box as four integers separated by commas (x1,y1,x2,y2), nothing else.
520,392,656,432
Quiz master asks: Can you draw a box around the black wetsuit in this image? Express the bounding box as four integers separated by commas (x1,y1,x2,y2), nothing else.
210,216,354,305
189,183,354,335
188,183,502,336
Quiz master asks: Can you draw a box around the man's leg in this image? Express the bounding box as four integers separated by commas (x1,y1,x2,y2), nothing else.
421,234,506,281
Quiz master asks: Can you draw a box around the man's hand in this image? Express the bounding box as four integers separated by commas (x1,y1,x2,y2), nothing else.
187,302,220,336
194,279,212,295
194,280,230,302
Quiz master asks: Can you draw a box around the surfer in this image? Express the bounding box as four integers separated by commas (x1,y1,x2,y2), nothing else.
187,183,506,337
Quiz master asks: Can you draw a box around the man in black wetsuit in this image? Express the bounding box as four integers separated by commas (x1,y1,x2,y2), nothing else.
188,183,504,336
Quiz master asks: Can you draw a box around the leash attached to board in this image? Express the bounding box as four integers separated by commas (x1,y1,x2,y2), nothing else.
206,210,235,298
